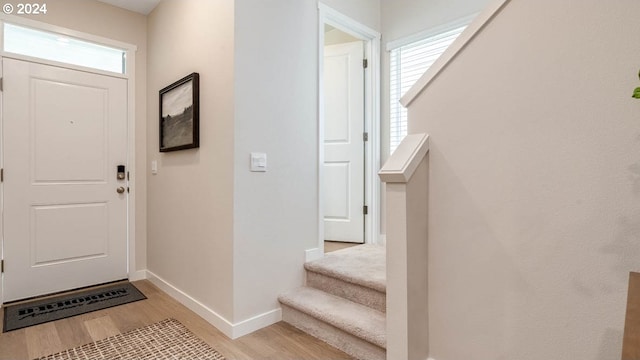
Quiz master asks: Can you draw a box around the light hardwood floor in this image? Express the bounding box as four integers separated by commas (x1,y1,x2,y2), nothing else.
0,280,353,360
324,241,361,253
623,272,640,359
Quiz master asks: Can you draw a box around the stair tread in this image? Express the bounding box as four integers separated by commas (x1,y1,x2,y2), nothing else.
305,244,386,293
279,286,386,349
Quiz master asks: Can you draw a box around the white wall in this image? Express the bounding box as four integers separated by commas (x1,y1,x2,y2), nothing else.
147,0,235,321
379,0,490,236
381,0,489,44
320,0,380,32
380,0,490,163
408,0,640,359
233,0,318,324
10,0,148,275
147,0,382,335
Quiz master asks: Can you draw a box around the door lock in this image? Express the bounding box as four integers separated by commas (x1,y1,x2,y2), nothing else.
117,165,126,180
116,187,126,194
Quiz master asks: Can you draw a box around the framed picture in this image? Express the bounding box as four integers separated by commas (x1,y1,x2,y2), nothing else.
159,72,200,152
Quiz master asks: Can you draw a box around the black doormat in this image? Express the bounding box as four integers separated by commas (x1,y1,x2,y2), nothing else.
2,282,146,332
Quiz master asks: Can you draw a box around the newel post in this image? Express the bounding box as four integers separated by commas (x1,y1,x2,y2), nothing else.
379,133,430,360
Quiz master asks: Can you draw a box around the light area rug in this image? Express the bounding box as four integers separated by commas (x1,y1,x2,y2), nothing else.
35,318,226,360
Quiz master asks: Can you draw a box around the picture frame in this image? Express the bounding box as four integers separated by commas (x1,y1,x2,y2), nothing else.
159,72,200,152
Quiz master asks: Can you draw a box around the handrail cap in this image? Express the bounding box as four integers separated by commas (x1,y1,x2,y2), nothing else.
379,133,429,183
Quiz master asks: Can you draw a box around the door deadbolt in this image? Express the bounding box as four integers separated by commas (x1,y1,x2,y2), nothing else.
117,165,126,180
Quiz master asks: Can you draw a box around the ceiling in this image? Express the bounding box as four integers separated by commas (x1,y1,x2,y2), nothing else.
96,0,161,15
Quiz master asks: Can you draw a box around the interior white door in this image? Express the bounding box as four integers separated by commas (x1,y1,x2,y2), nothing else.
323,41,365,243
2,58,128,302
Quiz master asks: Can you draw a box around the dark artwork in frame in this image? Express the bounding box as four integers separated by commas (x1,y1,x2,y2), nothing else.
159,72,200,152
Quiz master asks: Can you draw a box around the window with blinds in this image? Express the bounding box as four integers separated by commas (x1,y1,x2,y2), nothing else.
389,24,468,154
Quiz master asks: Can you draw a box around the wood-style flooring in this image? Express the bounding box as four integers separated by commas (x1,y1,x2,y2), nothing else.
623,272,640,359
324,241,361,253
0,280,353,360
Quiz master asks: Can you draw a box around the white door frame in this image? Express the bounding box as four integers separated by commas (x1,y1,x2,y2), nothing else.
0,15,138,306
313,3,381,260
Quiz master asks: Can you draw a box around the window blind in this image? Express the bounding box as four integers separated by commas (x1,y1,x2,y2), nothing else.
389,24,468,154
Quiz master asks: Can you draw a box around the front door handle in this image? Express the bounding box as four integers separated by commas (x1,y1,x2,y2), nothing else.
116,187,126,194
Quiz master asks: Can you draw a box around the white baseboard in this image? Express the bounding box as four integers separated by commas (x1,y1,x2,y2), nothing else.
128,270,147,282
305,247,323,262
146,270,234,337
232,307,282,339
145,270,281,339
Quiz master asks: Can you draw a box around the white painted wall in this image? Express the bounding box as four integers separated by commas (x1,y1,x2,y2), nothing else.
381,0,489,44
319,0,380,32
10,0,148,275
146,0,382,335
379,0,491,236
407,1,640,359
380,0,490,162
233,0,318,324
147,0,234,321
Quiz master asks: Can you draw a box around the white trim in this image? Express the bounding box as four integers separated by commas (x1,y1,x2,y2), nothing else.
386,13,479,51
125,43,138,286
305,247,323,262
0,13,137,52
146,270,234,337
232,308,282,339
401,0,512,107
317,10,326,255
317,3,382,253
366,34,382,247
379,134,430,183
146,270,281,339
318,3,379,40
0,52,128,79
128,270,147,282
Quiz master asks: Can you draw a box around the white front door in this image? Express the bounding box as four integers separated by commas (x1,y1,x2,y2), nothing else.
2,58,128,302
323,41,365,243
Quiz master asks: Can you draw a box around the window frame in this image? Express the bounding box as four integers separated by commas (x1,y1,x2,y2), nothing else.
3,22,127,75
387,15,476,154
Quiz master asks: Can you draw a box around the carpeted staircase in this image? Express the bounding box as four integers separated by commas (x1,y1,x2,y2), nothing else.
278,244,386,360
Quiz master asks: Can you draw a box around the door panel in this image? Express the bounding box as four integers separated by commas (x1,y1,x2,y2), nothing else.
323,41,365,243
31,203,108,265
324,162,350,220
3,58,128,301
32,78,107,182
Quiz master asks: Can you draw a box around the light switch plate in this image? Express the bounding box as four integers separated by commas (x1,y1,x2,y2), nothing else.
250,152,267,172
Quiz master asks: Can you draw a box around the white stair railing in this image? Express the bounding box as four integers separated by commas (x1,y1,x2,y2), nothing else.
379,133,430,360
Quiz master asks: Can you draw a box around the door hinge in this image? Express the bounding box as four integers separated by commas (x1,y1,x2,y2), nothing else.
1,168,3,182
1,259,4,273
0,77,3,92
363,205,368,215
363,59,368,69
363,132,369,142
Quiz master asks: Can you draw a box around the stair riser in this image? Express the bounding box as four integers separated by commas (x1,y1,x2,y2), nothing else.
306,271,386,313
282,304,386,360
